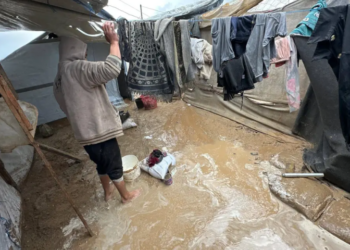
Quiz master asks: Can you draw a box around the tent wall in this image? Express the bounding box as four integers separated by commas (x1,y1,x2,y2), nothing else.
1,41,126,125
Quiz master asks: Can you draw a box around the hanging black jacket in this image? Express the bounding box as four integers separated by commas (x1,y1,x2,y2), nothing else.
218,55,256,101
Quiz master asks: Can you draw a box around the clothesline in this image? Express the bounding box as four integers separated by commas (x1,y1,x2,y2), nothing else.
188,8,311,22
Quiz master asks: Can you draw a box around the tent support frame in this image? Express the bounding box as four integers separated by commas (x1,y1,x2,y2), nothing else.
0,65,94,237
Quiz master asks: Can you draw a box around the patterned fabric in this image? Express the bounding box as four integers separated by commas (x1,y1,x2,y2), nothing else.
127,22,172,99
174,22,187,87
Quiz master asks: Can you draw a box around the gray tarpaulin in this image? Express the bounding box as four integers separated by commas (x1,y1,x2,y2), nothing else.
1,40,126,125
0,0,110,42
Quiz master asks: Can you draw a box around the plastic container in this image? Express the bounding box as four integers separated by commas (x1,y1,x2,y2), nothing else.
122,155,140,182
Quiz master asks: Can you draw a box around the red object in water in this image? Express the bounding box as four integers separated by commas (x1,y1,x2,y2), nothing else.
141,95,157,110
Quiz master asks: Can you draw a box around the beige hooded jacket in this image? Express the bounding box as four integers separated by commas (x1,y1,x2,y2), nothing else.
54,37,123,146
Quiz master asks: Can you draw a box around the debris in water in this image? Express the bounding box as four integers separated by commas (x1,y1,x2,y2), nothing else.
270,154,286,169
251,151,259,156
144,135,153,139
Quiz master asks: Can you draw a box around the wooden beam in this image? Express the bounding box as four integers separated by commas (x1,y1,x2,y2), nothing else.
0,64,18,99
39,143,84,163
0,74,33,131
0,159,19,192
0,75,94,237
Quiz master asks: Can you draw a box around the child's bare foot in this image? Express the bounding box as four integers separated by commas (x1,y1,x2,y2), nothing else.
122,189,141,204
105,184,115,202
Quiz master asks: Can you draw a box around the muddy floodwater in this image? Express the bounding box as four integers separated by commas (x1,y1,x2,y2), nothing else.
22,101,350,250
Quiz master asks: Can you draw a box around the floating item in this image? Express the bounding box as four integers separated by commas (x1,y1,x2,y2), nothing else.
122,155,140,182
140,154,176,180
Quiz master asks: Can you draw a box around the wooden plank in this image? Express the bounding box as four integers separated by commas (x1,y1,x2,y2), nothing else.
0,82,94,237
39,143,84,163
0,159,19,192
0,64,18,99
0,75,33,131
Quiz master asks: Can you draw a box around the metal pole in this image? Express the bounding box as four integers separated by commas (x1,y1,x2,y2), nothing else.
140,5,143,20
282,173,324,178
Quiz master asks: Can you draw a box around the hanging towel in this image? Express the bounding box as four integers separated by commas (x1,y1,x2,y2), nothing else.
127,22,172,100
154,17,179,94
180,20,196,82
285,36,300,112
174,22,187,87
211,17,235,73
271,36,291,65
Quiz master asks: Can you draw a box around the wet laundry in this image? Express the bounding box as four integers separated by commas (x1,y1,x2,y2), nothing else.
190,38,213,80
309,4,350,149
211,17,235,73
189,16,201,38
246,12,287,82
174,21,187,88
154,17,180,94
285,36,300,112
230,15,256,58
127,22,172,100
180,20,196,82
217,55,256,101
270,36,290,66
290,0,327,37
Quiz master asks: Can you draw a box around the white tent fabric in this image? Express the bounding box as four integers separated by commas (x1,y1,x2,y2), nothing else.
248,0,298,12
1,40,127,125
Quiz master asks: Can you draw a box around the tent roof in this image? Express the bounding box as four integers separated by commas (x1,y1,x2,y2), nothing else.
0,0,112,42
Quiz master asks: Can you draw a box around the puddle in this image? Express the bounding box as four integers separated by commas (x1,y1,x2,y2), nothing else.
54,104,350,250
67,139,350,249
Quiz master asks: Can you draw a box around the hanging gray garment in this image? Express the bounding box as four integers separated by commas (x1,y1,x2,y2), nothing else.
211,17,235,73
189,16,201,38
262,12,287,76
154,17,179,93
246,14,267,81
180,20,195,81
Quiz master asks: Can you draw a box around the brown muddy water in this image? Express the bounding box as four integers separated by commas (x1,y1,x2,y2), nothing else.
23,101,350,250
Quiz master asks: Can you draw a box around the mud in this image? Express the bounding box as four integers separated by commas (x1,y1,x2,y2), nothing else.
21,101,350,249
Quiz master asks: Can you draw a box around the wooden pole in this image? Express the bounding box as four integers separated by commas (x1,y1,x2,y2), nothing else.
0,73,32,131
0,75,94,237
0,64,18,100
39,143,84,163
